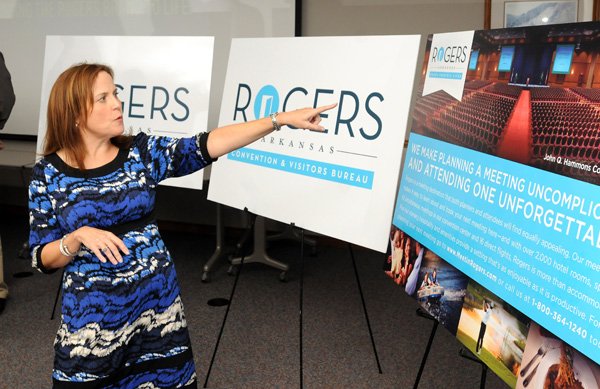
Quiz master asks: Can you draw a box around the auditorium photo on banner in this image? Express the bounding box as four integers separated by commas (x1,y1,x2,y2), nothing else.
388,21,600,388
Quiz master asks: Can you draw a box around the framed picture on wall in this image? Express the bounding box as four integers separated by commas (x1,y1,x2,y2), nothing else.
486,0,598,29
504,0,578,27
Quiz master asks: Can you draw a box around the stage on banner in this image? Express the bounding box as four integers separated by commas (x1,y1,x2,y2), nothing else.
38,35,214,190
385,22,600,388
208,35,421,252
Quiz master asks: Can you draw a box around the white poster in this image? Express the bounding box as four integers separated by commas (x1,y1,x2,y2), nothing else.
423,30,474,101
38,36,214,190
208,36,421,252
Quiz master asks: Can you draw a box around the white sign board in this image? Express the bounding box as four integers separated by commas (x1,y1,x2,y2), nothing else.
38,35,214,190
208,36,421,252
423,30,474,101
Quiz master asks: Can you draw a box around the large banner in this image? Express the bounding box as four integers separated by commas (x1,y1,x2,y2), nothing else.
207,36,421,252
38,36,214,190
388,23,600,388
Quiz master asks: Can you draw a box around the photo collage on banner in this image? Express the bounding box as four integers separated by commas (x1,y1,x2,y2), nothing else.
208,36,421,252
387,22,600,388
38,36,214,190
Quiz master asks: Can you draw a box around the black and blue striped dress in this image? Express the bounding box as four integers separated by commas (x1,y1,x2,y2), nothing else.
28,132,213,388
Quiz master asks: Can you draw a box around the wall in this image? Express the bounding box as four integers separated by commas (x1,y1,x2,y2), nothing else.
0,0,295,137
303,0,484,37
1,0,487,230
301,0,485,162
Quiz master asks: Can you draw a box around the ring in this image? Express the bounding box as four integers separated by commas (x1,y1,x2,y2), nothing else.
101,247,109,253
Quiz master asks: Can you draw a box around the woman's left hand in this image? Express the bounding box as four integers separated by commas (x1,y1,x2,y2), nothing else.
278,103,337,132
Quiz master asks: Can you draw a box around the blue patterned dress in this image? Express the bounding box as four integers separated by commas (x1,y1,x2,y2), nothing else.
28,132,214,388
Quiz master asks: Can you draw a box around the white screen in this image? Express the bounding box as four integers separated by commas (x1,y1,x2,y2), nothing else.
0,0,295,137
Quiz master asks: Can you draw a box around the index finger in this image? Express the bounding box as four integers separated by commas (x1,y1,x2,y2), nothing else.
315,103,337,114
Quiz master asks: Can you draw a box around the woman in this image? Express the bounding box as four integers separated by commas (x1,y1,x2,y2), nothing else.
397,236,413,286
389,229,404,278
28,63,335,388
404,240,423,296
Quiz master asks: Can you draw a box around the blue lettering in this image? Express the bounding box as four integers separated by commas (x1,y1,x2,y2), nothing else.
360,92,383,140
313,88,334,134
150,86,168,120
116,84,125,112
283,87,308,111
283,87,308,130
234,83,251,122
172,87,189,121
128,85,146,119
334,90,359,138
236,85,384,140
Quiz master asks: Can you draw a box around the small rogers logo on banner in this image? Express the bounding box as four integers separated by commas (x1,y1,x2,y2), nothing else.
423,30,474,101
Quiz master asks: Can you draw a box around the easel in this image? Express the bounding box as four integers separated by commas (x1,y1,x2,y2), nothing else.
459,348,488,389
204,212,288,388
202,218,383,388
201,204,236,282
347,243,383,375
228,215,289,282
203,210,256,388
268,223,317,256
412,307,488,389
412,307,439,389
202,208,301,282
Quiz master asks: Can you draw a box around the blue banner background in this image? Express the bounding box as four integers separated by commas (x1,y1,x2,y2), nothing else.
394,133,600,364
228,147,375,189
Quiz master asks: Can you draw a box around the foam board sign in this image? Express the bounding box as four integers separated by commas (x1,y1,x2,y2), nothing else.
38,35,214,189
388,22,600,380
208,36,421,252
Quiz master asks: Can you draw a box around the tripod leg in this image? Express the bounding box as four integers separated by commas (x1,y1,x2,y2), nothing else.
50,269,64,320
348,243,382,374
413,308,438,389
480,364,488,389
459,348,488,389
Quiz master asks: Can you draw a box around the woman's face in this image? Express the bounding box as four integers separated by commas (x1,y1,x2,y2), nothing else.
83,71,123,140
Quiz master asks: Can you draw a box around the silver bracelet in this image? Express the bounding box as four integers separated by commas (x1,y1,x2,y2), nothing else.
270,112,281,131
59,234,76,257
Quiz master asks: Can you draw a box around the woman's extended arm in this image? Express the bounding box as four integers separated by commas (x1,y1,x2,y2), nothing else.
206,103,336,159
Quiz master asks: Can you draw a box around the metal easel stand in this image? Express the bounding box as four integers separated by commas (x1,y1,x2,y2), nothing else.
201,204,236,282
459,347,488,389
202,212,255,388
413,307,439,389
348,243,383,374
50,269,65,320
298,227,305,388
228,215,289,282
267,223,318,256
